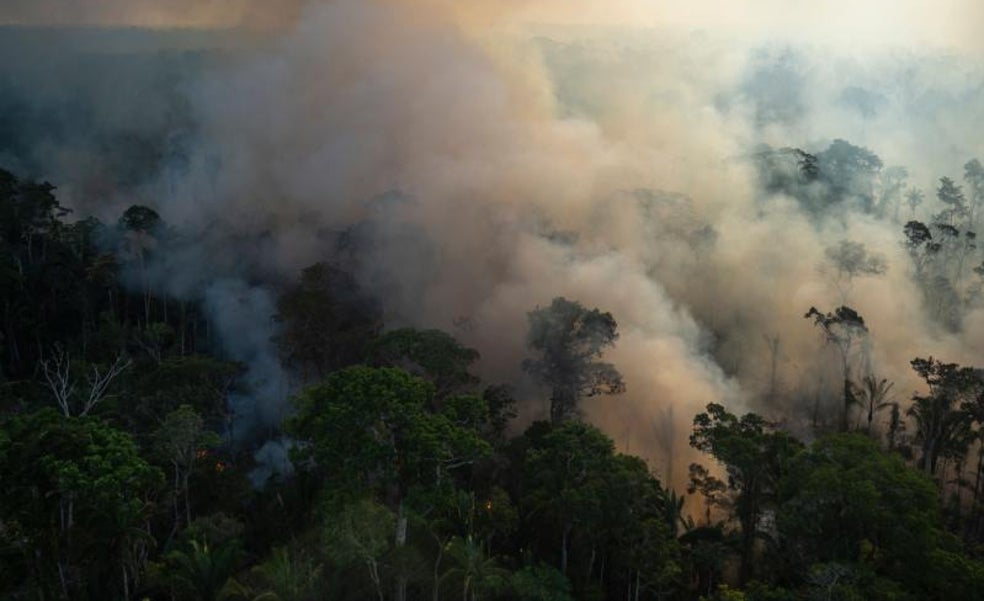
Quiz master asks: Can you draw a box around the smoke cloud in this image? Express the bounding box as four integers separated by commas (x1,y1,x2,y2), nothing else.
3,0,984,489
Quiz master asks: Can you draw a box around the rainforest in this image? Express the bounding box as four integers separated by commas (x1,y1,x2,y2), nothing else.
2,1,984,600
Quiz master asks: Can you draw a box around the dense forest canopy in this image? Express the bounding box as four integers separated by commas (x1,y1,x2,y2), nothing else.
3,1,984,599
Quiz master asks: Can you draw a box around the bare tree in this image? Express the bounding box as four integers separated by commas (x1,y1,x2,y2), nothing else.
40,345,131,417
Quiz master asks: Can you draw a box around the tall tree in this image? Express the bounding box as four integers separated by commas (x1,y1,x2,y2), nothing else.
274,263,382,380
805,306,869,431
155,405,222,539
689,403,802,583
0,409,163,600
777,434,942,596
853,374,895,435
934,177,969,227
287,366,491,601
908,357,980,476
522,297,625,423
369,328,480,400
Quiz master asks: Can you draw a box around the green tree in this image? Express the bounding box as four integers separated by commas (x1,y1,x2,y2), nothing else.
508,564,574,601
440,534,509,601
155,405,222,539
0,408,163,600
690,403,802,583
777,434,941,594
323,498,395,601
907,357,979,476
369,328,480,399
162,539,244,601
522,297,625,423
288,366,491,601
274,263,381,380
523,422,612,576
245,546,323,601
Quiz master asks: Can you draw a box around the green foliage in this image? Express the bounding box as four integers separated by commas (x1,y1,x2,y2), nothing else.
160,539,244,601
323,498,394,600
288,366,491,496
778,434,940,591
10,150,984,601
125,354,241,431
369,327,481,397
246,546,323,601
274,263,381,379
508,564,574,601
690,403,802,582
0,408,163,599
907,357,981,475
522,421,682,596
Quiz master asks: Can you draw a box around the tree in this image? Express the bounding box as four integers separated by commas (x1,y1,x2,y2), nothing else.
324,498,395,601
162,539,244,601
274,263,381,380
878,165,909,221
287,366,491,601
244,546,323,601
905,187,925,218
817,139,883,212
687,463,730,527
903,220,940,280
508,564,574,601
369,328,480,399
440,534,509,601
0,409,163,600
523,422,613,576
155,405,222,539
522,297,625,423
934,177,968,227
777,434,941,594
117,204,162,325
907,358,980,476
804,306,869,431
689,403,802,583
821,240,887,302
965,158,984,227
39,343,131,417
852,374,894,435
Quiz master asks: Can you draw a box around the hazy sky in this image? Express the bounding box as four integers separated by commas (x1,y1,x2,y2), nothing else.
3,0,981,54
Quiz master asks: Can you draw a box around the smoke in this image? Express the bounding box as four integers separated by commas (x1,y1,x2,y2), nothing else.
0,0,303,28
3,0,984,490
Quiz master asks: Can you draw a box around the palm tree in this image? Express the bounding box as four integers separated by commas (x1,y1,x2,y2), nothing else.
165,539,243,601
853,375,894,434
245,547,322,601
440,535,508,601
